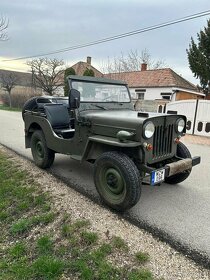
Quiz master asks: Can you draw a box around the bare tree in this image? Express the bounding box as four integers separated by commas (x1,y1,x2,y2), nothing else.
0,72,19,107
101,49,166,74
0,17,9,41
27,58,65,96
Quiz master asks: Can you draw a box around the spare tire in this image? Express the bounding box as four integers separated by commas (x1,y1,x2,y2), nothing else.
22,96,53,120
22,97,39,120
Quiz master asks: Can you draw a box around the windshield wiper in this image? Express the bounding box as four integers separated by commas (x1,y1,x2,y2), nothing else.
91,104,107,110
109,101,124,105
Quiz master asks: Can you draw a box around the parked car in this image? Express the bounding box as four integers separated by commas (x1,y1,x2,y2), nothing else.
22,75,200,211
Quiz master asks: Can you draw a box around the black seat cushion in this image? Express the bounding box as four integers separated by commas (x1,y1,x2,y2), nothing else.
44,104,70,128
44,104,75,139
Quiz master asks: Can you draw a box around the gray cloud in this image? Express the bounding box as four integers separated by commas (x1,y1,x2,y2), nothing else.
0,0,209,84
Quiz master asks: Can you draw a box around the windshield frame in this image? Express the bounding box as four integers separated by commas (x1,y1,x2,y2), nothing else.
70,79,131,104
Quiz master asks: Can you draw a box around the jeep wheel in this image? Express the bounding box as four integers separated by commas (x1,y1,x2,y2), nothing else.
165,142,192,184
31,130,55,169
94,151,141,211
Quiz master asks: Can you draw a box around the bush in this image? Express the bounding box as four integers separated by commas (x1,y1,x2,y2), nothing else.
64,67,76,96
0,87,42,108
83,68,95,77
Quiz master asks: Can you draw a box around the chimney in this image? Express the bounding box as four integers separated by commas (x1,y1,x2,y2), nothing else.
141,63,147,71
87,56,92,65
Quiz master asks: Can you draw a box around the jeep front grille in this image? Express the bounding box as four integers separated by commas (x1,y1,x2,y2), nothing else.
152,124,173,159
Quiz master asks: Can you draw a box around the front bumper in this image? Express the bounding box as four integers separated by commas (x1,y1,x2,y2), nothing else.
141,156,201,185
165,156,200,177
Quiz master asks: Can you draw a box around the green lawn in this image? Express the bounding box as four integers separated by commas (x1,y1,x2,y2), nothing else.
0,149,161,280
0,104,21,112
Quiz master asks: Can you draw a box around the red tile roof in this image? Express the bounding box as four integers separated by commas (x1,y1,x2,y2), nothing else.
71,61,103,78
104,68,197,91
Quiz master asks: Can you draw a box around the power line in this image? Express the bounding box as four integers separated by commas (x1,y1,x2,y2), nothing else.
3,9,210,62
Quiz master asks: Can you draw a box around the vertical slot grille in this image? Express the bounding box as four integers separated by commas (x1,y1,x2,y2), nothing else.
153,124,173,159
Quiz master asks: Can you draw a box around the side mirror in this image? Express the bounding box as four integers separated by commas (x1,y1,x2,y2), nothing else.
69,89,80,109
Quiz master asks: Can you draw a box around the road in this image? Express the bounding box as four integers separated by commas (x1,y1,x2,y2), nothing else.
0,110,210,266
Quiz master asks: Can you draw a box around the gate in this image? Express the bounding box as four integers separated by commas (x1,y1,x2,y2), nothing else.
166,100,210,137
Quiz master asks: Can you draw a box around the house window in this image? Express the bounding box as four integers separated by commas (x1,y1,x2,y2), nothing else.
135,89,146,100
158,105,163,113
160,92,172,100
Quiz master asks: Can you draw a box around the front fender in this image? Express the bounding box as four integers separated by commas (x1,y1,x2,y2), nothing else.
82,135,141,161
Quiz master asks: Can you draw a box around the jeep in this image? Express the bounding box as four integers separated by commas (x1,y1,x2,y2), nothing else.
22,75,200,211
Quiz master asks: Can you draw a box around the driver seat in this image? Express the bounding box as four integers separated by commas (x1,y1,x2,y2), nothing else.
44,103,75,139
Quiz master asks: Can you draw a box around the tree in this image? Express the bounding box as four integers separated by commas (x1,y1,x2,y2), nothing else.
27,58,65,96
83,68,95,77
0,72,18,107
187,20,210,96
101,49,166,74
64,67,76,96
0,17,8,41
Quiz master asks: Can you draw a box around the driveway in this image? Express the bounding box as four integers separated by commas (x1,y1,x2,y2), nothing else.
0,110,209,266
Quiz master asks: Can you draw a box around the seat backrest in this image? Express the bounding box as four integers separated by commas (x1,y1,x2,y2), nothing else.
44,104,70,128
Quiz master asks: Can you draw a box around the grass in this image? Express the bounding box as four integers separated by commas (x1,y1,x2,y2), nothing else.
111,235,128,251
0,149,161,280
135,251,150,264
0,104,21,112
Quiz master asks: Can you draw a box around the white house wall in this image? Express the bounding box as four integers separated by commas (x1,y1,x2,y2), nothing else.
130,87,173,100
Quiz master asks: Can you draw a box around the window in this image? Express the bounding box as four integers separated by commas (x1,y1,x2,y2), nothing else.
72,81,130,103
135,89,146,100
161,92,171,100
158,105,163,113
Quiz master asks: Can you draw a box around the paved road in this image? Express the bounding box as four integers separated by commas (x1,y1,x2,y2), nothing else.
1,110,210,265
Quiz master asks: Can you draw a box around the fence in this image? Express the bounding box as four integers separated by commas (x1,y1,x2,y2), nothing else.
166,100,210,137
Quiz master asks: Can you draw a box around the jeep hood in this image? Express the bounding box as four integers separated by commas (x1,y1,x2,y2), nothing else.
80,109,163,138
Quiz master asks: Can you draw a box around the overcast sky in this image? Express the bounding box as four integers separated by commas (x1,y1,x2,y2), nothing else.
0,0,210,85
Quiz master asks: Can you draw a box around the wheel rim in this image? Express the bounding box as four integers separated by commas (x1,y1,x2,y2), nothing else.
35,140,44,159
100,166,126,203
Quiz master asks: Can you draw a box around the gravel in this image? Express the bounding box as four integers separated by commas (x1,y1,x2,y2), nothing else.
1,145,210,280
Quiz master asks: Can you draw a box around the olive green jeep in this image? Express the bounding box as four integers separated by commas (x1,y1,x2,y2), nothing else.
22,75,200,211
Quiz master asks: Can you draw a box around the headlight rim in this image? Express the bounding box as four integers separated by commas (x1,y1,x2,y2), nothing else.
175,118,185,133
143,121,155,139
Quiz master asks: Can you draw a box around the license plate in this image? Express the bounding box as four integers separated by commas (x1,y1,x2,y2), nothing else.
151,169,165,185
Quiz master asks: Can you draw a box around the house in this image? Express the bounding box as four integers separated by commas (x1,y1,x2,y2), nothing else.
0,69,32,89
0,69,42,95
0,69,42,106
71,57,103,78
104,63,204,102
70,57,204,101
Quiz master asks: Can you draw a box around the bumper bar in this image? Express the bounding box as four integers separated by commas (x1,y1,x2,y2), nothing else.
141,156,201,185
165,156,201,177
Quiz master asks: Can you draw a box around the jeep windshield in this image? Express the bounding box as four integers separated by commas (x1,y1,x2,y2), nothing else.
71,81,130,103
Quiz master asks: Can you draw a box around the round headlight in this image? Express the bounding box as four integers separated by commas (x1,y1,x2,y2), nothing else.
176,118,185,133
143,121,155,139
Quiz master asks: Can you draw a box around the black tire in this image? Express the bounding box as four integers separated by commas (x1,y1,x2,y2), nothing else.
31,130,55,169
94,151,141,211
22,97,38,120
165,142,192,184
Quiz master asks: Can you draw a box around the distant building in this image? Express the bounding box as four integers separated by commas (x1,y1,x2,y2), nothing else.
104,64,204,102
0,58,205,106
0,69,33,90
71,56,103,78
